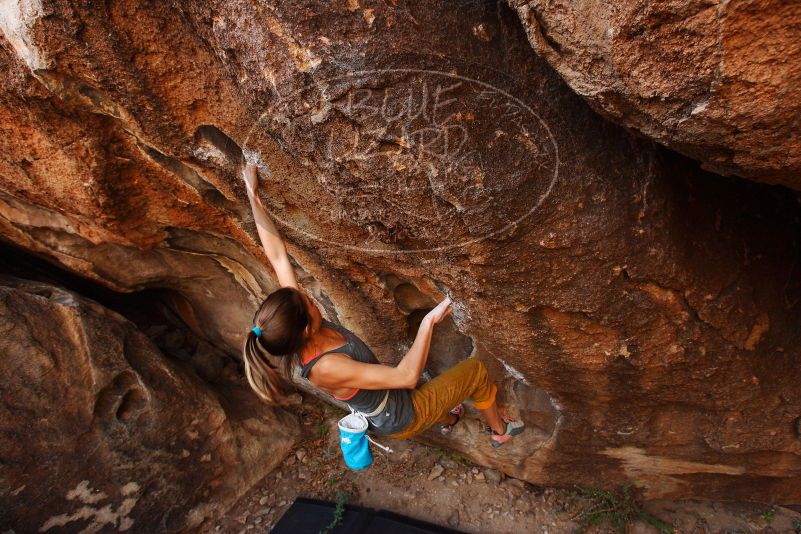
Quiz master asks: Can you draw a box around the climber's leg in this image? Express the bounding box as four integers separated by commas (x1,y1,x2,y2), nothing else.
480,401,506,435
437,411,458,425
385,358,501,439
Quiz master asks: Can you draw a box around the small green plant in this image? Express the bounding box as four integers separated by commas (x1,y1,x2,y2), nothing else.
317,423,329,440
431,447,467,465
324,474,341,489
572,484,674,534
761,508,775,524
319,490,351,534
321,444,338,461
448,451,467,464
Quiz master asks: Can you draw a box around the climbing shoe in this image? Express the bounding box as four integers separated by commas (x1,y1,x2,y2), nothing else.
440,403,464,436
489,420,525,448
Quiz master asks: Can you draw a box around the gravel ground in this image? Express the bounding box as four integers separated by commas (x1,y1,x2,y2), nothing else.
202,397,801,534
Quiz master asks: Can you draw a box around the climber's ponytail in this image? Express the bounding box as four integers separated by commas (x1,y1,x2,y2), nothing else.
242,287,310,404
243,332,286,404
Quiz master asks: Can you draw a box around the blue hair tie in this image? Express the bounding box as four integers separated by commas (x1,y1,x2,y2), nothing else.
251,326,262,338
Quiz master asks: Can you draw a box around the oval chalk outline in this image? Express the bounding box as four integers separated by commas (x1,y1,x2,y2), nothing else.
243,68,560,254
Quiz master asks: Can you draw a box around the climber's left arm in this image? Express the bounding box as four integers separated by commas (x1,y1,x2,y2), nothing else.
243,163,299,290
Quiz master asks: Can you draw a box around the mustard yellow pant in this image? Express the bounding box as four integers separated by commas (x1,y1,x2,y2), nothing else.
386,358,497,440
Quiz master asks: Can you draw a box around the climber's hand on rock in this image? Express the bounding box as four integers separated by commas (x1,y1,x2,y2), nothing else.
243,163,258,194
424,297,452,325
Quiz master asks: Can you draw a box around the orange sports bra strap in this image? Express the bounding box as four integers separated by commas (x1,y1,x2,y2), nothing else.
301,344,347,366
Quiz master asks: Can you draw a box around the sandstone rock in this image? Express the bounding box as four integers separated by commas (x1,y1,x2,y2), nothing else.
0,276,298,532
428,464,445,481
439,457,458,470
485,469,505,485
192,340,228,382
0,0,800,503
297,466,310,480
448,510,460,527
507,478,529,493
509,0,801,188
514,497,532,514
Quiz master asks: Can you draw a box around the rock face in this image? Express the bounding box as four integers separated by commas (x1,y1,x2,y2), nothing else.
0,276,298,532
509,0,801,188
0,0,800,506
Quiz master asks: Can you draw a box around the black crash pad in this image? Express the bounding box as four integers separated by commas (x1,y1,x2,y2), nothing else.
269,497,465,534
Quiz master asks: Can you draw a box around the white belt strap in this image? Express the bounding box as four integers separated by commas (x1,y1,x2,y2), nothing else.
360,390,390,418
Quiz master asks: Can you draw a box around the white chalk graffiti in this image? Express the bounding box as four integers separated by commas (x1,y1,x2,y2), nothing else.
39,480,139,533
244,68,560,253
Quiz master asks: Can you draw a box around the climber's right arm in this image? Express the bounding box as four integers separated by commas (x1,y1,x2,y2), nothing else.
243,163,299,290
312,298,452,390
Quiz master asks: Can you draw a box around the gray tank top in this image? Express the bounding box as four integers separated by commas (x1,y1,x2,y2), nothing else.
299,320,415,435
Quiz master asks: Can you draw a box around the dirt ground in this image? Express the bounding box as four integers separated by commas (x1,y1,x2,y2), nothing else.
202,397,801,534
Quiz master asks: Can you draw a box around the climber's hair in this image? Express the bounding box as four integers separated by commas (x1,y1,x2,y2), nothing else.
243,287,310,404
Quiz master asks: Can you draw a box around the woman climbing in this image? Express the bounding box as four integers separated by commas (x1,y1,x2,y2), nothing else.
241,162,524,447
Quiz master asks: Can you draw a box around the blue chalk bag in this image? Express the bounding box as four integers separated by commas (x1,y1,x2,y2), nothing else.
338,411,373,470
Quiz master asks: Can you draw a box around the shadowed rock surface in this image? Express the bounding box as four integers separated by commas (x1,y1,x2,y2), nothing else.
0,0,800,515
509,0,801,188
0,275,298,532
